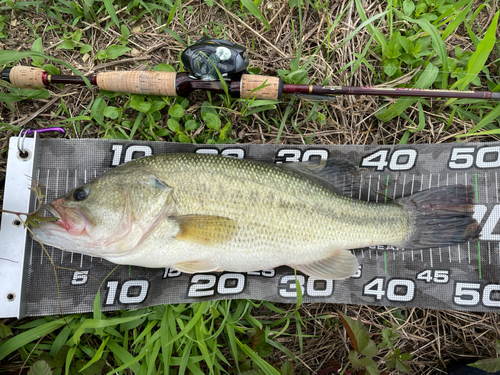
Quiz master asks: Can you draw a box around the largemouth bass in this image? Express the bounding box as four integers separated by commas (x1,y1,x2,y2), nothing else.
33,153,480,279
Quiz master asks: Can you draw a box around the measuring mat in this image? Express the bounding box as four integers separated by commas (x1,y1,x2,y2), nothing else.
1,138,499,317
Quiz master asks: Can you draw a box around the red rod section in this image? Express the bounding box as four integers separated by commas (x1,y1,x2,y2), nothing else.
283,84,500,100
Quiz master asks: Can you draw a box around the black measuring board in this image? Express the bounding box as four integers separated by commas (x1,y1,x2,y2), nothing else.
12,139,500,316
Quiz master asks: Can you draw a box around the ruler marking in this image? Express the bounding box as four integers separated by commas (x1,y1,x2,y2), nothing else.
411,174,415,195
392,174,396,200
384,252,387,273
437,173,442,264
66,170,69,193
71,252,74,263
411,249,414,262
420,174,424,191
367,175,372,202
420,249,423,262
42,169,48,264
448,246,451,263
478,241,482,279
468,241,471,264
80,254,84,268
361,249,364,258
29,234,33,266
488,242,491,265
496,172,499,203
376,175,380,203
402,174,407,198
56,169,60,196
359,174,363,200
485,172,488,204
85,169,87,183
457,244,461,263
429,248,433,267
428,174,432,189
474,173,478,204
45,169,50,204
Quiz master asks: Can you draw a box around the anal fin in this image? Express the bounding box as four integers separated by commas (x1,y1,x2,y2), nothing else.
174,260,221,273
292,249,359,280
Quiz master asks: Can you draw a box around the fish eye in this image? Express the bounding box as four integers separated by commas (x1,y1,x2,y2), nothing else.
73,187,88,201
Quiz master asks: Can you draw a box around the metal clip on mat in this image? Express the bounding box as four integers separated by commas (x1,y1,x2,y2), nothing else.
0,133,39,318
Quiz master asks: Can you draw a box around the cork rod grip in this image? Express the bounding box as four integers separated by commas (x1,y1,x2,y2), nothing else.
240,74,282,100
96,71,177,96
9,66,46,88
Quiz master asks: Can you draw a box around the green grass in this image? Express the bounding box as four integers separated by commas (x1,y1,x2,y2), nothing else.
1,0,500,373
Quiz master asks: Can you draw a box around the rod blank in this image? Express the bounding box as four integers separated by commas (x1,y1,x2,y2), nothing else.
2,66,499,101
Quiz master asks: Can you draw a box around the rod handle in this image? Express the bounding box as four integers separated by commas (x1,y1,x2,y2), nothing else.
240,74,282,100
4,66,46,88
96,71,177,96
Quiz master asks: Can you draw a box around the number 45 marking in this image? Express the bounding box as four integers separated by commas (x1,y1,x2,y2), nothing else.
416,270,449,283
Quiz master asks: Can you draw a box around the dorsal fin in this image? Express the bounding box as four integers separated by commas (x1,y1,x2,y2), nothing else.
276,158,360,196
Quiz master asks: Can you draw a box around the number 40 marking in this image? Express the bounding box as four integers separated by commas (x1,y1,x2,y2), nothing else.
360,149,417,171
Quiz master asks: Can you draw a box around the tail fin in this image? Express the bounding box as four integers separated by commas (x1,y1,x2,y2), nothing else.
397,185,481,249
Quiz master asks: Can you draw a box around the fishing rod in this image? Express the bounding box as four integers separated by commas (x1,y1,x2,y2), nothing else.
2,38,499,101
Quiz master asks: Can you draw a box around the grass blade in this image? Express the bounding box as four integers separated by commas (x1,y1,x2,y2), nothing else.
103,0,120,27
355,0,388,53
463,102,500,135
0,318,69,361
236,337,281,375
107,340,142,375
404,16,449,88
240,0,270,30
441,2,471,40
450,11,499,94
335,10,388,50
376,63,438,122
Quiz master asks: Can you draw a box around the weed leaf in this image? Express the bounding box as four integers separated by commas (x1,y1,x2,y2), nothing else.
404,16,448,88
469,358,500,373
27,360,52,375
106,45,131,59
338,312,377,357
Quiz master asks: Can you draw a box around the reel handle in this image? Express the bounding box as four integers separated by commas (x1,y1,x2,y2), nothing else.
2,66,283,100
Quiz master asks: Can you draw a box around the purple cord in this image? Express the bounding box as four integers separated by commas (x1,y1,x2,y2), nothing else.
25,127,66,136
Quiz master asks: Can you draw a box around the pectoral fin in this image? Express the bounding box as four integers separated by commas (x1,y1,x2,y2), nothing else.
174,259,221,273
173,215,237,245
292,249,359,280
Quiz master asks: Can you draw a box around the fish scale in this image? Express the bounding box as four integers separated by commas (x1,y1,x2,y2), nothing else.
33,153,478,279
105,154,410,269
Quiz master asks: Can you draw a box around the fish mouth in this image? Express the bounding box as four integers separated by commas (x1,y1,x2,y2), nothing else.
38,203,66,232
